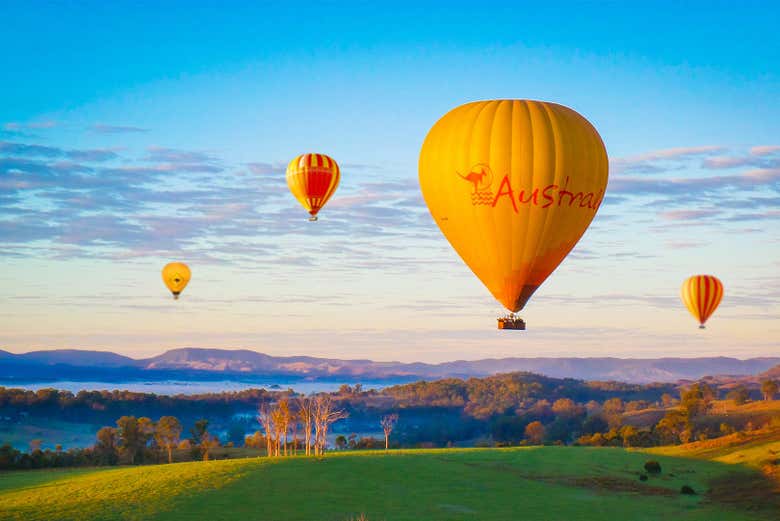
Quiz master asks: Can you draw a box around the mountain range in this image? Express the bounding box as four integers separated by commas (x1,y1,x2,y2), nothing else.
1,348,779,384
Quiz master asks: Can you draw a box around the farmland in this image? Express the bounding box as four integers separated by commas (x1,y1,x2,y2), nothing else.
1,444,778,521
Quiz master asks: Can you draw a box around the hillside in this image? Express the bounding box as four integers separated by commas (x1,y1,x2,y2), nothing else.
1,447,778,521
2,348,779,383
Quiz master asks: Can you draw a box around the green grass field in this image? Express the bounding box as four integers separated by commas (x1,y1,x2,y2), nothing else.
1,445,778,521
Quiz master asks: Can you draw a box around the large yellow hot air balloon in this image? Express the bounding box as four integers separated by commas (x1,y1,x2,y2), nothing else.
681,275,723,329
286,153,340,221
419,100,609,329
162,262,191,300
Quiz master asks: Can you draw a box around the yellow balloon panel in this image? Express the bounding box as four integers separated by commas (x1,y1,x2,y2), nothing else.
419,100,609,312
162,262,191,298
681,275,723,327
286,153,340,218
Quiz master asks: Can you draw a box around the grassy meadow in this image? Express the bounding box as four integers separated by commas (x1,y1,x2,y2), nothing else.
1,444,778,521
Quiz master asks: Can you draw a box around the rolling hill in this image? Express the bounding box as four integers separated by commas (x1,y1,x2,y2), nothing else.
0,446,777,520
1,347,778,384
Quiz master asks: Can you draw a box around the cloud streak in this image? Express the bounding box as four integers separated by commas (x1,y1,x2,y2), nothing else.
90,124,149,134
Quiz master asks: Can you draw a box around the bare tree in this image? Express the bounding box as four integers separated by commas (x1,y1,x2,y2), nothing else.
278,398,291,456
380,413,399,451
296,396,314,456
258,402,276,457
312,394,348,456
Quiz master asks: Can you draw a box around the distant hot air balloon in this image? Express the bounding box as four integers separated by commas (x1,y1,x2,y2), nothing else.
681,275,723,329
162,262,191,300
286,153,340,221
418,100,609,329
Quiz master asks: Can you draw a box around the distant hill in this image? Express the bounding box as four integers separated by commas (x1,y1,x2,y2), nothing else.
1,347,778,384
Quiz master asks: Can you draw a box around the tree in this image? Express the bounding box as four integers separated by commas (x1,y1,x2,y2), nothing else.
116,416,151,464
552,398,580,418
95,426,118,465
655,410,689,445
190,418,209,445
258,403,276,457
680,383,714,418
312,395,348,456
660,393,675,408
296,396,314,456
189,418,213,461
199,432,216,461
581,415,608,435
761,380,778,401
727,386,750,406
380,413,399,450
335,435,347,450
155,416,182,464
524,421,545,445
619,425,638,447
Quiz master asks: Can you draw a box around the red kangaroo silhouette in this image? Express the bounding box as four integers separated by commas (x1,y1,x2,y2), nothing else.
458,168,488,193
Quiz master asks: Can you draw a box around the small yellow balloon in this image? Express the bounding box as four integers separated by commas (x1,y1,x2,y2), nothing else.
162,262,191,300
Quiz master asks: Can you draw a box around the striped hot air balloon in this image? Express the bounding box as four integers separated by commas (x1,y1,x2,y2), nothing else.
286,153,340,221
681,275,723,329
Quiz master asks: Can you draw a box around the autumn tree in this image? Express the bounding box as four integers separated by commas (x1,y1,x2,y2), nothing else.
761,380,778,401
655,410,689,445
524,421,545,445
660,393,675,408
551,398,580,417
619,425,638,447
380,413,399,450
94,426,118,465
155,416,182,464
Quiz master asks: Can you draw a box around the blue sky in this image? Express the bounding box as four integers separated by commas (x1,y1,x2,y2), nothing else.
1,1,778,361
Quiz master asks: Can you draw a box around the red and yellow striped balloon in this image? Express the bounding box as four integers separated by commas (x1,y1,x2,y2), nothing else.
286,153,340,221
681,275,723,329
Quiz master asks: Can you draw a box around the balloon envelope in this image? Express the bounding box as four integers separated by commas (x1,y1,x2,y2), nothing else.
681,275,723,328
419,100,608,313
162,262,191,299
286,153,340,220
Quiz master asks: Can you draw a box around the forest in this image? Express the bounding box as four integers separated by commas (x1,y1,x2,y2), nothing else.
1,372,778,470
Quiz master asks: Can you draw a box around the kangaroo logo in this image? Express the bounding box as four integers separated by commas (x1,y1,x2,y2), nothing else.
457,163,494,205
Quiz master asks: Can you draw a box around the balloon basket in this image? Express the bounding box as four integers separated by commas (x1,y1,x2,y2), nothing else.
308,216,318,222
498,316,526,330
699,325,705,329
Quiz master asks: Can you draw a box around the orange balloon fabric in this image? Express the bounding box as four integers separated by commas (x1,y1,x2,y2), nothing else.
286,153,340,219
419,100,609,313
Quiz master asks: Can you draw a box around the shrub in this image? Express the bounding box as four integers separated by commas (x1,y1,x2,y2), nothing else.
680,485,696,495
644,460,662,474
639,474,648,481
